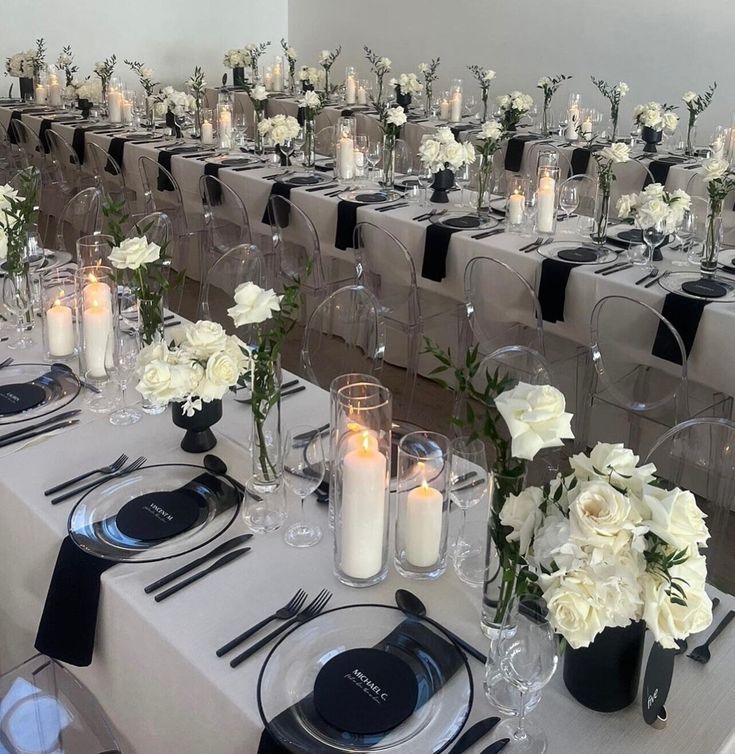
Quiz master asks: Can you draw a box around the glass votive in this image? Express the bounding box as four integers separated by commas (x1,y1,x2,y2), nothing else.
76,234,114,267
394,431,451,580
535,164,559,236
333,382,392,588
200,108,214,145
335,115,357,182
75,265,115,387
506,176,529,233
217,102,233,151
40,268,78,361
344,66,357,105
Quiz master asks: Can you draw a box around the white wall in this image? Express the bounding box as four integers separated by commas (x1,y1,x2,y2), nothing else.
288,0,731,138
1,0,287,90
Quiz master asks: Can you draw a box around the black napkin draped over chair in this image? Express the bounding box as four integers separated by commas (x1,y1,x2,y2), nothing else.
645,159,674,187
651,293,709,364
202,163,222,205
421,224,464,282
335,200,360,250
38,119,53,154
7,111,22,145
71,127,87,165
504,134,536,172
538,258,581,323
106,138,126,175
261,182,292,225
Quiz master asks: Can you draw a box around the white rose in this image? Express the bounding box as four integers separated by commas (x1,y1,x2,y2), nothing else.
541,569,606,649
480,120,503,142
108,236,160,271
141,67,153,80
569,442,655,492
251,84,268,102
568,480,641,552
205,350,243,390
184,320,228,359
435,127,455,145
418,63,429,73
136,339,171,370
319,50,331,62
494,383,574,461
228,282,281,326
482,69,496,82
538,76,551,88
443,140,467,169
300,90,320,109
136,360,202,405
702,157,729,183
386,106,407,127
418,138,442,171
379,57,391,70
0,229,7,262
500,486,544,555
529,512,574,570
616,82,629,96
639,486,709,550
287,47,297,59
682,91,697,104
599,142,630,163
662,111,679,132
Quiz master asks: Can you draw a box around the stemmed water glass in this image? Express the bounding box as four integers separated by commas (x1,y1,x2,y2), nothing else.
283,425,326,548
279,139,295,173
366,141,382,185
2,272,34,349
455,163,472,209
354,135,369,186
108,330,142,426
558,183,578,232
493,596,559,753
673,207,694,255
416,165,434,207
636,217,666,270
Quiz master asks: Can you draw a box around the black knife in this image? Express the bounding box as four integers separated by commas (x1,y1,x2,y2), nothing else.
447,716,501,754
154,548,252,602
0,419,80,449
0,409,81,445
144,534,254,593
480,739,510,754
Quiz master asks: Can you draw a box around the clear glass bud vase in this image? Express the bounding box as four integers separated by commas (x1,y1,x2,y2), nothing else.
381,132,396,187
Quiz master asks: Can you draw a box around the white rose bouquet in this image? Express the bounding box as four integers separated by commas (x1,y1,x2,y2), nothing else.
249,83,269,114
616,183,691,231
298,65,321,91
136,321,250,415
496,91,534,131
223,48,248,69
591,142,631,242
125,59,158,97
468,65,497,121
634,101,679,133
681,82,716,155
499,442,712,650
76,76,103,104
537,73,571,135
364,46,391,107
390,72,423,104
318,46,341,95
418,126,476,173
591,77,629,141
155,86,196,117
4,51,34,79
257,113,300,146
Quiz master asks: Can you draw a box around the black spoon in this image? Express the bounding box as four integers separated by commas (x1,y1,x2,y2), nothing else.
203,454,262,502
395,589,486,664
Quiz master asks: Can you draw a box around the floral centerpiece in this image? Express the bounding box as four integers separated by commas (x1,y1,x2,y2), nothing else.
468,65,496,122
474,120,504,216
696,157,735,276
223,48,248,86
418,58,440,118
125,59,158,97
298,65,321,93
418,126,475,202
496,91,534,132
682,83,717,156
374,104,407,186
93,55,117,103
299,90,322,167
280,39,298,94
633,101,678,152
537,74,571,136
5,51,34,80
591,78,628,142
590,142,630,244
390,72,422,109
364,47,391,108
318,46,341,97
258,114,300,165
56,45,78,87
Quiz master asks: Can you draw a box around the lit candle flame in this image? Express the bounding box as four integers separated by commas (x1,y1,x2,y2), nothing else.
420,479,430,492
361,432,371,452
53,298,61,307
88,273,98,284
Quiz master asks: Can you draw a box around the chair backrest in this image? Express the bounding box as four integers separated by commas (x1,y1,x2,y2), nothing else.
199,173,252,256
301,285,385,388
645,417,735,595
134,211,173,250
524,144,572,182
45,129,83,189
198,243,264,331
588,294,688,416
137,155,188,231
9,166,42,204
314,125,335,157
56,187,103,254
393,138,411,175
88,141,128,204
355,112,384,146
685,171,707,202
352,221,420,322
557,174,598,218
463,256,544,354
267,194,326,289
8,119,42,167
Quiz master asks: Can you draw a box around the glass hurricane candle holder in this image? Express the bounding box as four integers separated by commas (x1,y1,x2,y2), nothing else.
75,265,116,390
535,164,559,236
76,234,114,267
200,108,214,145
449,79,463,123
344,66,357,105
40,268,78,361
333,382,392,588
272,56,284,92
335,115,356,182
394,431,451,580
217,100,234,152
506,176,530,233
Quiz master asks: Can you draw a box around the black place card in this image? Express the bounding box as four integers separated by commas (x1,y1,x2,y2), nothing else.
642,642,675,725
0,383,46,415
286,175,321,185
557,247,597,263
354,192,389,203
443,215,482,229
681,278,727,299
116,490,202,541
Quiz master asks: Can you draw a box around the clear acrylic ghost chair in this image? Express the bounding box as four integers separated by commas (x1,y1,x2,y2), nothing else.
198,243,264,336
353,221,462,417
88,141,139,216
301,284,385,389
463,256,544,356
355,112,384,147
685,171,708,201
314,126,335,157
645,417,735,595
524,144,573,182
393,138,412,175
199,173,253,266
55,187,103,255
0,654,121,754
7,119,44,173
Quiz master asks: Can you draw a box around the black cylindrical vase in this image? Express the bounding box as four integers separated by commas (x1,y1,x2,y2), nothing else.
641,126,662,153
563,621,646,712
430,168,455,203
395,89,412,109
171,399,223,453
233,67,245,87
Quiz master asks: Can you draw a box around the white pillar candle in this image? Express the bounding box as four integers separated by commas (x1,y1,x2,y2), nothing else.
345,423,379,453
566,106,579,141
345,74,356,105
450,92,463,123
35,84,47,105
405,480,443,567
82,275,111,310
264,69,273,91
46,297,74,356
340,433,388,580
48,75,61,107
121,100,133,124
273,61,283,92
537,174,556,233
440,98,450,121
108,90,122,123
218,110,232,149
201,119,213,145
337,135,355,179
508,192,525,225
581,117,592,139
357,85,367,105
82,300,111,378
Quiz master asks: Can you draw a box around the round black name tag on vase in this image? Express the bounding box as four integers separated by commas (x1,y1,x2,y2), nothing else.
116,490,202,541
563,621,646,712
682,278,728,299
0,383,46,416
641,642,675,726
313,647,419,735
557,247,598,263
171,399,223,453
430,169,455,203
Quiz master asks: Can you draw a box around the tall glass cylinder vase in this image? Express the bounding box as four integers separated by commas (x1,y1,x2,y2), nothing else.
250,351,283,491
254,108,266,155
333,382,392,588
217,101,233,152
476,152,494,217
40,268,78,361
335,116,356,182
75,265,115,388
76,234,113,267
591,184,611,246
535,164,559,236
686,117,697,157
701,207,723,278
423,84,433,119
381,132,396,187
303,115,316,169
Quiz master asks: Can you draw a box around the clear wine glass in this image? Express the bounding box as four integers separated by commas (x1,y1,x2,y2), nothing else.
366,141,382,185
279,138,295,173
416,165,434,207
673,207,694,254
638,218,666,270
2,272,34,349
354,134,369,186
283,425,326,548
108,330,142,426
455,163,472,209
493,596,559,753
558,184,579,230
450,437,488,586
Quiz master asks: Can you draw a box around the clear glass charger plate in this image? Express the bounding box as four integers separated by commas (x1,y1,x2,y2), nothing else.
607,225,643,245
393,175,421,191
337,189,403,204
0,251,71,276
429,211,499,231
257,604,473,754
69,463,241,563
658,270,735,301
538,241,616,265
0,363,80,426
275,171,332,187
488,196,507,215
207,153,260,167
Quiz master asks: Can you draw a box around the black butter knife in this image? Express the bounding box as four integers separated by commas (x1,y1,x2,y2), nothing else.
154,547,252,602
144,534,253,593
480,739,510,754
447,716,501,754
0,409,81,445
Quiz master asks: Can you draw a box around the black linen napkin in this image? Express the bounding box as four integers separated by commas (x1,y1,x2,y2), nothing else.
450,123,474,141
202,163,222,205
71,128,87,165
504,134,536,172
335,200,360,250
157,149,176,192
538,258,581,323
651,293,708,364
257,618,464,754
261,181,292,225
105,137,126,175
645,159,674,187
38,119,53,154
296,106,306,127
7,111,22,145
421,224,463,282
34,536,116,667
571,147,592,176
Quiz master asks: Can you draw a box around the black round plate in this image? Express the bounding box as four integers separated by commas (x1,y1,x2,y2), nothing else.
286,175,322,185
